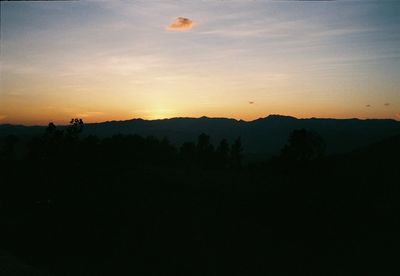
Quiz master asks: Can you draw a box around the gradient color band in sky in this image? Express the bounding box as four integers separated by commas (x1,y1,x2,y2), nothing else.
1,1,399,125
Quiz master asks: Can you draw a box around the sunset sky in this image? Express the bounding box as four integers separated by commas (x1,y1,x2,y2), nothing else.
1,1,400,125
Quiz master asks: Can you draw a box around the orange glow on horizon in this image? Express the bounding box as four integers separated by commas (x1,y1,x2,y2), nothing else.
1,106,398,126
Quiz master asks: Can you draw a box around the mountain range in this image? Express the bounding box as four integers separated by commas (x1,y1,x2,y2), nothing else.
1,115,400,155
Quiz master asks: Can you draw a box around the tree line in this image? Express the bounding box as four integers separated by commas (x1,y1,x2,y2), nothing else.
0,118,399,276
1,118,326,169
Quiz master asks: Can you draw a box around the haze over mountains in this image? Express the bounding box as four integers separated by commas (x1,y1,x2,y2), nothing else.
1,115,400,155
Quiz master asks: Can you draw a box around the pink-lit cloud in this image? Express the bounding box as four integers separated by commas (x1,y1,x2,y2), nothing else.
166,17,195,31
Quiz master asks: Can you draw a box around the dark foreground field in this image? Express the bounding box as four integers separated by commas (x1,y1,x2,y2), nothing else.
1,121,399,275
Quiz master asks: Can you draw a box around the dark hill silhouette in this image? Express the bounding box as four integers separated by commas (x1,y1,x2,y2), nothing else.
1,115,400,155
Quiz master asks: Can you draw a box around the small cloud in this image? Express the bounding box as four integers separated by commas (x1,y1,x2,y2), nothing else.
365,104,371,108
166,17,195,31
384,103,390,106
248,101,255,105
396,113,400,120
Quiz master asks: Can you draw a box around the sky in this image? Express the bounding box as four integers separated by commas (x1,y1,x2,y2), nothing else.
1,0,400,125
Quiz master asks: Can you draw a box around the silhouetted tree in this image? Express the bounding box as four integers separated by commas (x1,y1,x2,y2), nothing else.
29,122,62,161
280,129,325,162
44,122,64,142
66,118,84,140
216,139,230,169
197,133,211,152
0,135,19,161
46,122,56,134
180,142,196,167
230,137,243,169
196,133,215,168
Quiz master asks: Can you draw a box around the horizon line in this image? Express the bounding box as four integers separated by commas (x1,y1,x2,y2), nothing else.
1,114,399,127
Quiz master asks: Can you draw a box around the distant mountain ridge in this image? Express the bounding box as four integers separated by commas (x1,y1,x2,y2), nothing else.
1,115,400,155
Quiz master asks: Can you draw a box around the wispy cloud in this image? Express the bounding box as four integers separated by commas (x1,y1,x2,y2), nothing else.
0,63,37,75
166,17,195,31
201,28,266,38
200,17,373,40
57,54,164,78
76,111,104,118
